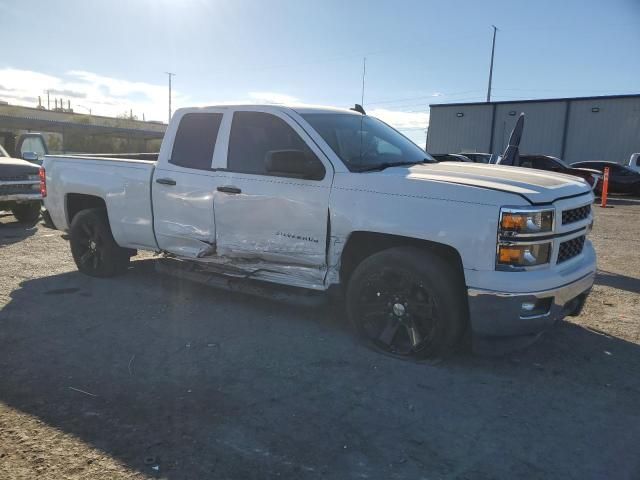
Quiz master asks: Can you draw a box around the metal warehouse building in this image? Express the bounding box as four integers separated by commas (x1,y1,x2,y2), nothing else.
426,94,640,163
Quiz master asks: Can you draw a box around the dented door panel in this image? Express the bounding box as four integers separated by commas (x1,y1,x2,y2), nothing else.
213,174,331,288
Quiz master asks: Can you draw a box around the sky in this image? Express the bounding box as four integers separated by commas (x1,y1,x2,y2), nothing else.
0,0,638,146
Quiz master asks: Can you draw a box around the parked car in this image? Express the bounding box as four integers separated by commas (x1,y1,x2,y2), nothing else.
517,155,602,191
0,143,44,223
458,152,500,164
43,104,596,358
432,153,472,162
0,132,49,165
571,161,640,195
626,153,640,173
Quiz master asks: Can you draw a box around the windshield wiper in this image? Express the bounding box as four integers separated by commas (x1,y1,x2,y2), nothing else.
352,159,430,172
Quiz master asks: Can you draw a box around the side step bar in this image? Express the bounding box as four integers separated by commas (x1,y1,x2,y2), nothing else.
154,258,329,308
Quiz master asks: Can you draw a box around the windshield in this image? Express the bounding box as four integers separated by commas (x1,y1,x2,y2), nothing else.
0,144,7,158
301,113,434,171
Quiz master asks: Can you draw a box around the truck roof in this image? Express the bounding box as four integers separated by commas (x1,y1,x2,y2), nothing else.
175,104,362,116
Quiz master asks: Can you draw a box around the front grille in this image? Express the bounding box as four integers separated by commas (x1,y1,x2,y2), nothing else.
562,205,591,225
0,184,36,196
558,235,586,263
0,175,30,182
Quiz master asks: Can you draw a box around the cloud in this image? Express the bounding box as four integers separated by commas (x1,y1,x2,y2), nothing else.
248,91,299,104
0,67,429,146
369,108,429,130
368,108,429,148
0,68,185,121
48,88,87,98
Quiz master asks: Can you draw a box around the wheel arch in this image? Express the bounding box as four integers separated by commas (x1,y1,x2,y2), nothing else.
339,231,466,287
65,193,107,226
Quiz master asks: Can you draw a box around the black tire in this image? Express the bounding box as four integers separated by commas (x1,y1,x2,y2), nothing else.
69,208,130,277
346,247,467,359
11,202,41,224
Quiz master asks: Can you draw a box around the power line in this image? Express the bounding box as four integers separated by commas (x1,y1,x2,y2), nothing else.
366,90,483,106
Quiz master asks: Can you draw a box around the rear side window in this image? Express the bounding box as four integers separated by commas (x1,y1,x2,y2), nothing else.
170,113,223,170
227,111,322,176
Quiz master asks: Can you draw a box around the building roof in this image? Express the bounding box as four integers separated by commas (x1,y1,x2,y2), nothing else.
430,93,640,108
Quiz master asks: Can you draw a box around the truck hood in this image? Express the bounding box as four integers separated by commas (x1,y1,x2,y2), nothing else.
0,157,40,177
392,162,591,204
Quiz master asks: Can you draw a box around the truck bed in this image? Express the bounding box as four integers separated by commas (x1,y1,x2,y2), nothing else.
43,154,158,251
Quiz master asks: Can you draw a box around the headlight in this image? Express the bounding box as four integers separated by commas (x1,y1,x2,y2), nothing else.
497,243,551,267
500,208,553,235
497,207,555,270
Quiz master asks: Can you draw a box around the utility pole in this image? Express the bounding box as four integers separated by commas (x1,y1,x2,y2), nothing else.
360,57,367,107
165,72,175,123
486,25,497,103
47,90,50,110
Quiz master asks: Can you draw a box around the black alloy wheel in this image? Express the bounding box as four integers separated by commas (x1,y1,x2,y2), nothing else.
346,247,467,359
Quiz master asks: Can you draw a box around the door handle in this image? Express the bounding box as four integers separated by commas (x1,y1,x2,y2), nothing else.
156,178,176,186
217,186,242,194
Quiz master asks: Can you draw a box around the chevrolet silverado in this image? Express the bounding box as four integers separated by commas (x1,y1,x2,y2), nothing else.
43,104,596,357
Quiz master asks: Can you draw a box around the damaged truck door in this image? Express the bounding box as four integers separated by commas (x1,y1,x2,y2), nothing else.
152,110,226,257
212,109,333,289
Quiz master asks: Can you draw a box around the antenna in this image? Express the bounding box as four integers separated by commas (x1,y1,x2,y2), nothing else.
165,72,175,123
360,57,367,107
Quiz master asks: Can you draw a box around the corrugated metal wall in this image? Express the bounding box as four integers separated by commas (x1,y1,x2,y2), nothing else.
492,101,566,157
427,96,640,163
426,104,492,154
565,97,640,163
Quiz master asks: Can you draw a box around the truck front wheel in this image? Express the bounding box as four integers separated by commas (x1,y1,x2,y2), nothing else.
346,247,467,359
70,208,130,277
11,202,41,224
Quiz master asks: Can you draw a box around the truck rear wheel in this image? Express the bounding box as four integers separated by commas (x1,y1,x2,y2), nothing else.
11,202,41,224
70,208,130,277
346,247,467,359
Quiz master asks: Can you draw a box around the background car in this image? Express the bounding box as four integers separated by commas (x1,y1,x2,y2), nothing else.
0,143,43,223
571,161,640,195
458,152,500,164
627,153,640,173
431,153,472,162
517,155,601,190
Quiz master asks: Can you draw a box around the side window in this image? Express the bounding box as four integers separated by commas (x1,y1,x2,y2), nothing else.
170,112,223,170
227,111,324,178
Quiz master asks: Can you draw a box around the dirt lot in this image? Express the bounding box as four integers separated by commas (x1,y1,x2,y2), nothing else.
0,198,639,480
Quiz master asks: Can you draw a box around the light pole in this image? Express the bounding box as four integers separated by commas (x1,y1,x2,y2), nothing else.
165,72,175,124
486,25,498,103
76,104,92,115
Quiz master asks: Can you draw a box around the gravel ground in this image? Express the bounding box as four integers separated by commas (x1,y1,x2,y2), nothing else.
0,198,639,480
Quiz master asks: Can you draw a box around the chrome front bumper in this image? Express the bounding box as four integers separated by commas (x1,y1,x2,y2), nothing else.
467,271,595,338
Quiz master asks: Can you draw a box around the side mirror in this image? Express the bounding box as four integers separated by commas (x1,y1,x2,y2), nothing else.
265,150,325,180
22,151,39,162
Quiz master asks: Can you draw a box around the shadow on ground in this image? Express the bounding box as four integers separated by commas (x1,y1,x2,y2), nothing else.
1,259,639,479
596,269,640,294
0,214,38,246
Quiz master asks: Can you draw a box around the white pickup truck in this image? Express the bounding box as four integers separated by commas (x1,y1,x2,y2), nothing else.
43,104,596,357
